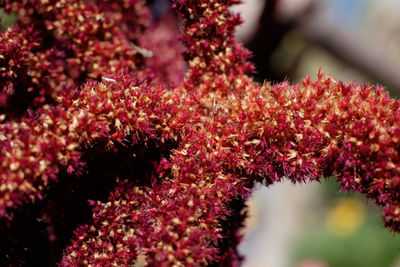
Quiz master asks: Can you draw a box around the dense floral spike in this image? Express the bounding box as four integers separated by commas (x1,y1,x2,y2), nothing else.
0,0,150,115
200,73,400,232
61,132,251,266
0,0,399,266
60,179,149,266
62,71,400,266
173,0,254,94
0,76,188,220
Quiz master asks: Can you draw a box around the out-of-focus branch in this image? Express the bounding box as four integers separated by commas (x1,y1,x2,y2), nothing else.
245,0,400,95
298,10,400,95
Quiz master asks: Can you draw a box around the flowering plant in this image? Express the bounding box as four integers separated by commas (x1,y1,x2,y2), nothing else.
0,0,399,266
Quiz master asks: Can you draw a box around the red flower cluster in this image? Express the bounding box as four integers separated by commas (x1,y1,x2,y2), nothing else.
1,0,151,116
0,0,399,266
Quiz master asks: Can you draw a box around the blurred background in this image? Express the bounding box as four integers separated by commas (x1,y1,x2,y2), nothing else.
233,0,400,266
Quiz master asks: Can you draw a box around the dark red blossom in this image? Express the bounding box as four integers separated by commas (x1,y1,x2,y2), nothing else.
0,0,151,116
0,0,399,266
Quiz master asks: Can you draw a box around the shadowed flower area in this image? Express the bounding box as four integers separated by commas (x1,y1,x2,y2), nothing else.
0,0,399,266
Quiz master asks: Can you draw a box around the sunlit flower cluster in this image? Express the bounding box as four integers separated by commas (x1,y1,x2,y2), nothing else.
0,0,399,266
1,0,150,116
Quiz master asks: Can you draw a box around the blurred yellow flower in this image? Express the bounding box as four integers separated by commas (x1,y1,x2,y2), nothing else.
325,197,366,237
